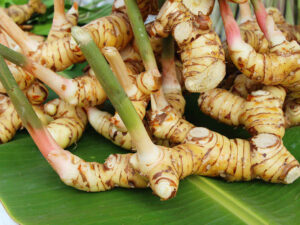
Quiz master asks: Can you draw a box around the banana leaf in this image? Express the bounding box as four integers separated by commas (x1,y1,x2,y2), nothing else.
0,93,299,225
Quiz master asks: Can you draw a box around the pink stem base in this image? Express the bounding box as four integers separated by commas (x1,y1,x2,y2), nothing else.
219,0,243,48
27,126,62,159
252,0,269,39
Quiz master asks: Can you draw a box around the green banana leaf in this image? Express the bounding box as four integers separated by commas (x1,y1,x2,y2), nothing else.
0,93,299,225
2,0,112,36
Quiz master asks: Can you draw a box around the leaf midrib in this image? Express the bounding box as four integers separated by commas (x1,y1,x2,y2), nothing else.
188,177,272,225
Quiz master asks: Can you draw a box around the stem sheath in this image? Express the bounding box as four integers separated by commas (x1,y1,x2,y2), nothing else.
161,36,181,93
124,0,157,71
0,44,27,67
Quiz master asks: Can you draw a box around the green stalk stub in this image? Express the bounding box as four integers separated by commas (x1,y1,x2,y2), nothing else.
124,0,157,71
71,27,154,153
0,44,27,67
